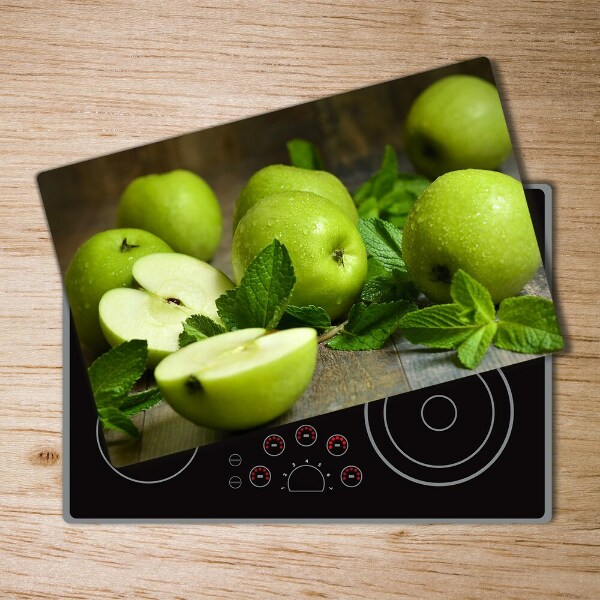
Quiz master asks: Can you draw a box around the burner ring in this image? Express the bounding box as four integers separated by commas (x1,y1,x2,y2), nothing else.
383,374,495,469
366,369,514,487
420,395,458,432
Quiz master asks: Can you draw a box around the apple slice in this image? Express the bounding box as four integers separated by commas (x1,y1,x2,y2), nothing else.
154,328,318,430
99,253,234,366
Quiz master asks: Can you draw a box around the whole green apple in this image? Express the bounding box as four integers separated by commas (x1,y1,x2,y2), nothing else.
65,228,173,351
154,327,317,430
99,253,234,366
232,191,367,320
404,75,512,179
116,169,222,261
233,164,358,230
402,169,541,304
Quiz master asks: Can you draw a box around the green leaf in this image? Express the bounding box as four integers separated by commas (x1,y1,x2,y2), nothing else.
215,289,239,330
286,138,324,170
357,196,379,219
353,145,398,204
119,387,164,416
97,406,139,438
179,314,227,348
327,300,416,350
358,218,406,272
233,240,296,329
281,304,331,329
450,269,495,324
495,296,564,353
398,304,483,349
87,339,148,407
457,322,497,369
395,173,430,196
360,269,418,304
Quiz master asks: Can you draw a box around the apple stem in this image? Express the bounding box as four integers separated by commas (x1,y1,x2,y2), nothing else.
120,238,140,252
317,321,347,344
332,249,345,267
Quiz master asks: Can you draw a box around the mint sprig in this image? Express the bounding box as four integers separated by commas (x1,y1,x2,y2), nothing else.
358,218,406,272
88,339,164,437
353,145,430,227
179,314,227,348
495,296,564,353
280,304,331,330
216,240,296,330
327,300,416,351
287,138,324,170
398,270,563,369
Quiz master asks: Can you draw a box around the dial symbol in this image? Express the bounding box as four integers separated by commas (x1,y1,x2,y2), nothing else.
296,424,317,447
263,434,285,456
327,434,348,456
249,465,271,487
341,465,362,488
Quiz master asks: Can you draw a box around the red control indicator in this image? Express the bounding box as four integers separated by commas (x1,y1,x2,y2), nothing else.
341,465,362,488
327,434,348,456
263,434,285,456
249,465,271,487
295,424,317,447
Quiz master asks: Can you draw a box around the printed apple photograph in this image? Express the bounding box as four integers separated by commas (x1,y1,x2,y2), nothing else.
38,57,563,467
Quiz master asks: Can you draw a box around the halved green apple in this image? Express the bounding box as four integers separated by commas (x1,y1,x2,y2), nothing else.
154,328,318,430
99,253,234,366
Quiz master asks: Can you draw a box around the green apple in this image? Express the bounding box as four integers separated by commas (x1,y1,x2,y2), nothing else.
404,75,512,179
402,169,542,304
65,228,173,351
233,164,358,230
116,169,223,260
99,253,234,366
232,191,367,321
154,327,317,430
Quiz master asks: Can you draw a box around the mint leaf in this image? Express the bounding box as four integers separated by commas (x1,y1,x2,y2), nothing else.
450,269,495,324
353,146,429,228
327,300,416,350
88,339,148,407
495,296,564,353
457,322,497,369
233,240,296,329
354,145,398,204
287,138,324,170
97,406,139,438
358,218,406,272
179,314,226,347
361,269,418,304
398,304,483,349
119,387,164,416
215,289,238,330
377,175,430,228
357,196,379,220
281,304,331,329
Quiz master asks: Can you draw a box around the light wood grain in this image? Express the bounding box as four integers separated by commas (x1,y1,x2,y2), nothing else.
1,1,599,598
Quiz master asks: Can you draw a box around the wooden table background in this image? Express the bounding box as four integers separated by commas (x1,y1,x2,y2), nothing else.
1,1,598,597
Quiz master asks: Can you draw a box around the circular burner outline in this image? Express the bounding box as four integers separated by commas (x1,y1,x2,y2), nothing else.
366,369,514,487
420,395,458,432
383,375,495,469
96,419,198,484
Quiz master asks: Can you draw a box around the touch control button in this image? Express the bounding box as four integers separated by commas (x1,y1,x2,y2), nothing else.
229,476,242,489
229,453,242,467
327,434,348,456
341,465,362,487
264,434,285,456
296,424,317,447
249,465,271,487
